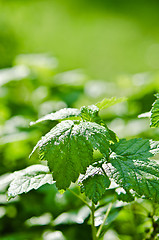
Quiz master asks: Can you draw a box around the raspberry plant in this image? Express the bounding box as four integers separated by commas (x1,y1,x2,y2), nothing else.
5,97,159,240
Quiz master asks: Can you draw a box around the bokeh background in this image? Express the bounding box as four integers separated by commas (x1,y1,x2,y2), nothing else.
0,0,159,239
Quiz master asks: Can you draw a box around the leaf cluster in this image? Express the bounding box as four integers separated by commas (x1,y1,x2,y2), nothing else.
5,96,159,206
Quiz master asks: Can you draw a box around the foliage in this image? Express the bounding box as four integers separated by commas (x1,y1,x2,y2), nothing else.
108,139,159,202
1,2,159,239
25,101,159,205
8,165,54,198
1,53,159,239
2,93,159,239
150,93,159,128
95,97,127,110
81,174,110,204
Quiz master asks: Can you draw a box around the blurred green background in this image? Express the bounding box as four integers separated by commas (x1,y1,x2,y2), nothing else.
1,0,159,79
0,0,159,239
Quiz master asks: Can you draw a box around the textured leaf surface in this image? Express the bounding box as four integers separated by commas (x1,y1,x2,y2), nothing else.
8,165,54,198
150,93,159,128
32,120,111,190
105,139,159,202
80,105,99,121
96,97,127,110
30,108,80,126
81,174,110,204
80,105,117,143
110,138,153,160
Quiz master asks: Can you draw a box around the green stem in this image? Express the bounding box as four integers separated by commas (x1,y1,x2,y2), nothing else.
96,202,113,239
68,188,91,210
91,202,97,240
68,189,97,240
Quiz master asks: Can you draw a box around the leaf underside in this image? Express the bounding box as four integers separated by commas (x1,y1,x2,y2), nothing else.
30,97,127,127
8,165,54,198
150,93,159,128
30,108,80,126
32,120,112,190
105,138,159,202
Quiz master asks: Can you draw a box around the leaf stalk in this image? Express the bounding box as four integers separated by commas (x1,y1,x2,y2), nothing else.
68,188,91,210
91,202,97,240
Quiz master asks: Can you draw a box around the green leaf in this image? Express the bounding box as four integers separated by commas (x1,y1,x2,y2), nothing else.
150,93,159,128
80,105,99,121
95,97,127,110
81,174,110,204
8,165,54,198
80,105,118,143
106,139,159,202
30,108,80,126
31,120,112,190
110,138,154,160
116,189,135,202
104,125,118,143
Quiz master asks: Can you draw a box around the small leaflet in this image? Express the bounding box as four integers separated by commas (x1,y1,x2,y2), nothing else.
95,97,127,110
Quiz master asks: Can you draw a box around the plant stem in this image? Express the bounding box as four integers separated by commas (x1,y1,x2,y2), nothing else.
68,189,98,240
91,202,97,240
68,188,91,210
96,202,113,239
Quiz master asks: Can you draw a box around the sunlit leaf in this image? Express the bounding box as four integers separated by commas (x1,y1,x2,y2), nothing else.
105,138,159,202
31,120,112,190
80,105,118,142
96,97,127,110
8,165,54,198
80,105,99,122
30,108,80,126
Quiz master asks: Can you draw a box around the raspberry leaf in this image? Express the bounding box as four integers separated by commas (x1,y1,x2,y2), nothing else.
105,139,159,202
31,120,112,190
95,97,127,110
30,108,80,126
8,165,54,198
81,174,111,204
